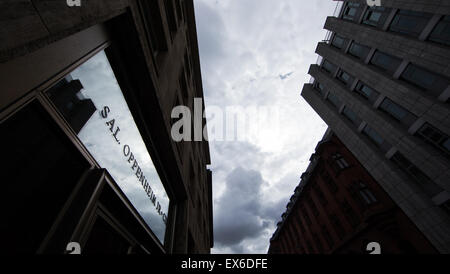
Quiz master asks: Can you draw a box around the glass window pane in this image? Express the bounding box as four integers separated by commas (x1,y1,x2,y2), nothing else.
429,15,450,46
348,42,371,60
48,50,170,244
322,60,337,74
363,125,384,146
389,10,432,37
401,64,450,96
1,101,90,252
370,51,402,74
332,35,346,49
380,98,407,121
327,93,342,109
363,7,387,27
343,107,360,127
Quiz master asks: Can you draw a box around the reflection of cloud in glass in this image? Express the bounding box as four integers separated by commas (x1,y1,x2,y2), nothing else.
70,51,169,243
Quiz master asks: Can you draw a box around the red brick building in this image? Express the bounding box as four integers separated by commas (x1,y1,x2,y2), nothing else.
268,130,437,254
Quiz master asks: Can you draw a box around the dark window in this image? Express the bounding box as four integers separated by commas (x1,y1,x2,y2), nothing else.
322,225,334,249
314,82,326,96
313,184,328,206
389,10,433,38
175,0,184,24
342,2,361,21
327,93,342,109
330,214,345,240
354,81,380,103
336,69,354,87
341,200,360,227
1,101,90,253
355,181,377,206
379,98,417,127
415,123,450,156
164,0,178,33
391,152,443,197
331,34,346,49
363,125,391,153
348,41,371,60
370,50,402,75
400,64,450,97
322,170,338,193
363,6,389,27
142,0,168,55
342,106,361,127
332,153,350,170
322,60,337,74
429,15,450,46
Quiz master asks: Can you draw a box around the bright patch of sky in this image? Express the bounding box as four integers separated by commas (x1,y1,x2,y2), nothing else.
194,0,337,253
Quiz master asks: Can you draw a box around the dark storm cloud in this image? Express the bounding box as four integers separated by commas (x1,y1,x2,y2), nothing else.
214,167,268,247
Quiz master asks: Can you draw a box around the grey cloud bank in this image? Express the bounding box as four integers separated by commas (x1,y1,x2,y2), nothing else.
194,0,337,253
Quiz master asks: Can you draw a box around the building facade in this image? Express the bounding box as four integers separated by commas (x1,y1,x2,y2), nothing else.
0,0,213,254
301,0,450,253
269,130,437,254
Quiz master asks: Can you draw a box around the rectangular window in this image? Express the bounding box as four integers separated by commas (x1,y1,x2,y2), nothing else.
322,170,338,193
332,153,350,171
164,0,178,32
400,64,450,97
370,50,402,75
322,60,337,74
362,125,392,153
326,93,342,109
356,181,377,206
175,0,184,24
313,184,328,206
379,98,417,127
389,10,433,38
342,106,361,127
141,0,168,55
331,34,346,49
342,200,360,227
348,41,371,60
336,69,354,87
48,51,170,244
342,2,361,21
429,15,450,46
363,6,390,28
354,81,380,103
314,82,326,96
415,123,450,157
1,101,91,253
391,152,443,197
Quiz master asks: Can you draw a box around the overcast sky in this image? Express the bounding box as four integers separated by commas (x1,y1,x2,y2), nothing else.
193,0,338,254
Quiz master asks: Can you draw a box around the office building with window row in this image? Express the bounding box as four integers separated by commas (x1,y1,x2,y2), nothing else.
269,130,436,254
0,0,213,254
301,0,450,253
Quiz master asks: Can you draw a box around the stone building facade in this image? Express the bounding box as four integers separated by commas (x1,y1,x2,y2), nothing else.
0,0,213,254
301,0,450,252
269,130,437,254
